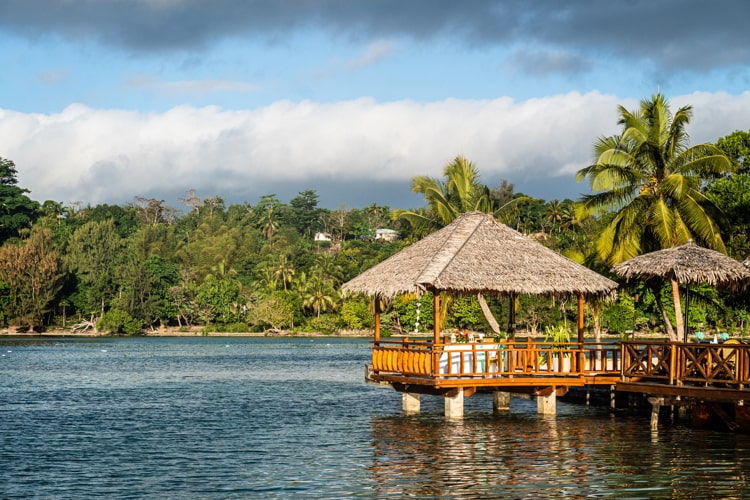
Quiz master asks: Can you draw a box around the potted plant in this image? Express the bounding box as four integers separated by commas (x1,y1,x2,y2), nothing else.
544,324,572,372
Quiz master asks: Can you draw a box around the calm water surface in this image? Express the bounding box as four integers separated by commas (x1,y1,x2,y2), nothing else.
1,336,749,498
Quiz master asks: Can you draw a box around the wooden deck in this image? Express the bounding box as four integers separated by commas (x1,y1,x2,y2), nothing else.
368,338,750,401
618,340,750,400
368,338,621,395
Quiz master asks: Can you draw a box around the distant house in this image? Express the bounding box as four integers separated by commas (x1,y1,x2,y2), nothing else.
314,232,332,242
374,228,399,242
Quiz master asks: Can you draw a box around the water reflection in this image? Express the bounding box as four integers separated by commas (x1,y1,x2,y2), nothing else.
370,403,750,498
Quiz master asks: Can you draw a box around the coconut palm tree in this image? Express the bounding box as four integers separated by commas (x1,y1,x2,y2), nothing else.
544,199,564,234
395,155,520,333
577,93,733,265
577,93,734,340
273,255,295,291
301,270,338,318
395,156,494,230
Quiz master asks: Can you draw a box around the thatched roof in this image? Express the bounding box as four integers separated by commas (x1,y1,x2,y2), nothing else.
611,240,750,290
342,211,618,299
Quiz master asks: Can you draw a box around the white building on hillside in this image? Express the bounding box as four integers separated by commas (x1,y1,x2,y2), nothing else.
374,228,399,242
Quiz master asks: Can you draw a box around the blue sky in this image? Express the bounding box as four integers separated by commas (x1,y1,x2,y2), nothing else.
1,0,749,211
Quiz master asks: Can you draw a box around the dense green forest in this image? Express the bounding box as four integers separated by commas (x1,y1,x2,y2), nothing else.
1,94,749,337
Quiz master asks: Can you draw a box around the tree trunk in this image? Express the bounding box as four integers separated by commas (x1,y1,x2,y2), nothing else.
651,283,676,341
671,279,684,342
477,293,500,334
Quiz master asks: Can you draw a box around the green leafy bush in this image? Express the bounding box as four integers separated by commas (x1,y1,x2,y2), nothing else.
340,297,372,329
98,308,142,335
301,313,344,334
448,295,485,330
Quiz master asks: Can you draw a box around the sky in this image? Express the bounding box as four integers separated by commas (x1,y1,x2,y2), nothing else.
1,1,750,212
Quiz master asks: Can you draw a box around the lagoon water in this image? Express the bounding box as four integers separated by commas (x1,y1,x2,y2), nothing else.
2,336,750,499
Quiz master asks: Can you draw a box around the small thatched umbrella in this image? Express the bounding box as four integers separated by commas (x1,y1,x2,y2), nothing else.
342,211,618,342
611,240,750,342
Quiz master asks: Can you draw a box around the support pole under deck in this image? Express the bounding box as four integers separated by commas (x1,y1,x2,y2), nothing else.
402,392,420,415
537,391,557,415
445,388,464,419
493,392,511,412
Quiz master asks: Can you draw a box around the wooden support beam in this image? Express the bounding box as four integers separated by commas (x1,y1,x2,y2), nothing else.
374,296,381,343
508,292,516,337
577,293,585,343
433,292,441,344
463,386,477,398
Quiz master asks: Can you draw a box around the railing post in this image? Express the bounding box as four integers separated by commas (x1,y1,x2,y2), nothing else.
670,343,677,386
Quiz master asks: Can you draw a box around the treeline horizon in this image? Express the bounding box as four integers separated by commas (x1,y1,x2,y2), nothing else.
1,97,749,338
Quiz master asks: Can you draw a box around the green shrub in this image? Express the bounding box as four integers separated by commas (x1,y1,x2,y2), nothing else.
301,314,344,334
340,297,372,330
447,295,486,330
98,308,142,335
602,295,635,334
392,293,433,333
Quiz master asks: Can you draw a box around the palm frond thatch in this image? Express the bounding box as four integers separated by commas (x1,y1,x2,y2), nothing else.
342,211,617,299
611,240,750,290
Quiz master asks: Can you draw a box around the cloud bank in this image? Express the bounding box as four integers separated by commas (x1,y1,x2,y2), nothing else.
2,91,748,210
2,1,749,74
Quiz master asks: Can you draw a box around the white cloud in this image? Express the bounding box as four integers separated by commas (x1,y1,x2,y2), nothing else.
1,91,748,208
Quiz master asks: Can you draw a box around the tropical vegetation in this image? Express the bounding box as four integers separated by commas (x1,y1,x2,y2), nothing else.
0,95,748,339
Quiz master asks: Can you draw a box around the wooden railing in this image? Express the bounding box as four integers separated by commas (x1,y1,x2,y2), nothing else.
621,340,750,389
370,338,621,381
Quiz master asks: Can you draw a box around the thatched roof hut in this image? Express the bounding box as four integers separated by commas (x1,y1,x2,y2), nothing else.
612,240,750,342
342,211,617,299
612,240,750,290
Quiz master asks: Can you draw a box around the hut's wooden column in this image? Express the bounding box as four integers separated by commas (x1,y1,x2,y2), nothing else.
433,292,441,344
577,293,585,343
374,296,381,343
508,292,516,337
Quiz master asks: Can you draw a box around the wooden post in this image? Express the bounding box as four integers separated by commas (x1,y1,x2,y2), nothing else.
577,293,585,372
508,292,516,337
373,296,381,343
433,292,441,344
577,293,585,343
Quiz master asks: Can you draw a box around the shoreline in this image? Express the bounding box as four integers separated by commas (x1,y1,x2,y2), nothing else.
0,327,666,340
0,327,375,338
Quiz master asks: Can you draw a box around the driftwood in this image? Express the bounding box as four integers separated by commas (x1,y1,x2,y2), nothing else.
71,317,97,333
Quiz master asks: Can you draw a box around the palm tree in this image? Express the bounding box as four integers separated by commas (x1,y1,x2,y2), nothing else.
302,271,338,318
395,155,521,334
273,255,295,291
577,93,733,263
577,93,734,340
313,254,343,286
259,205,278,240
395,156,493,230
545,199,564,233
